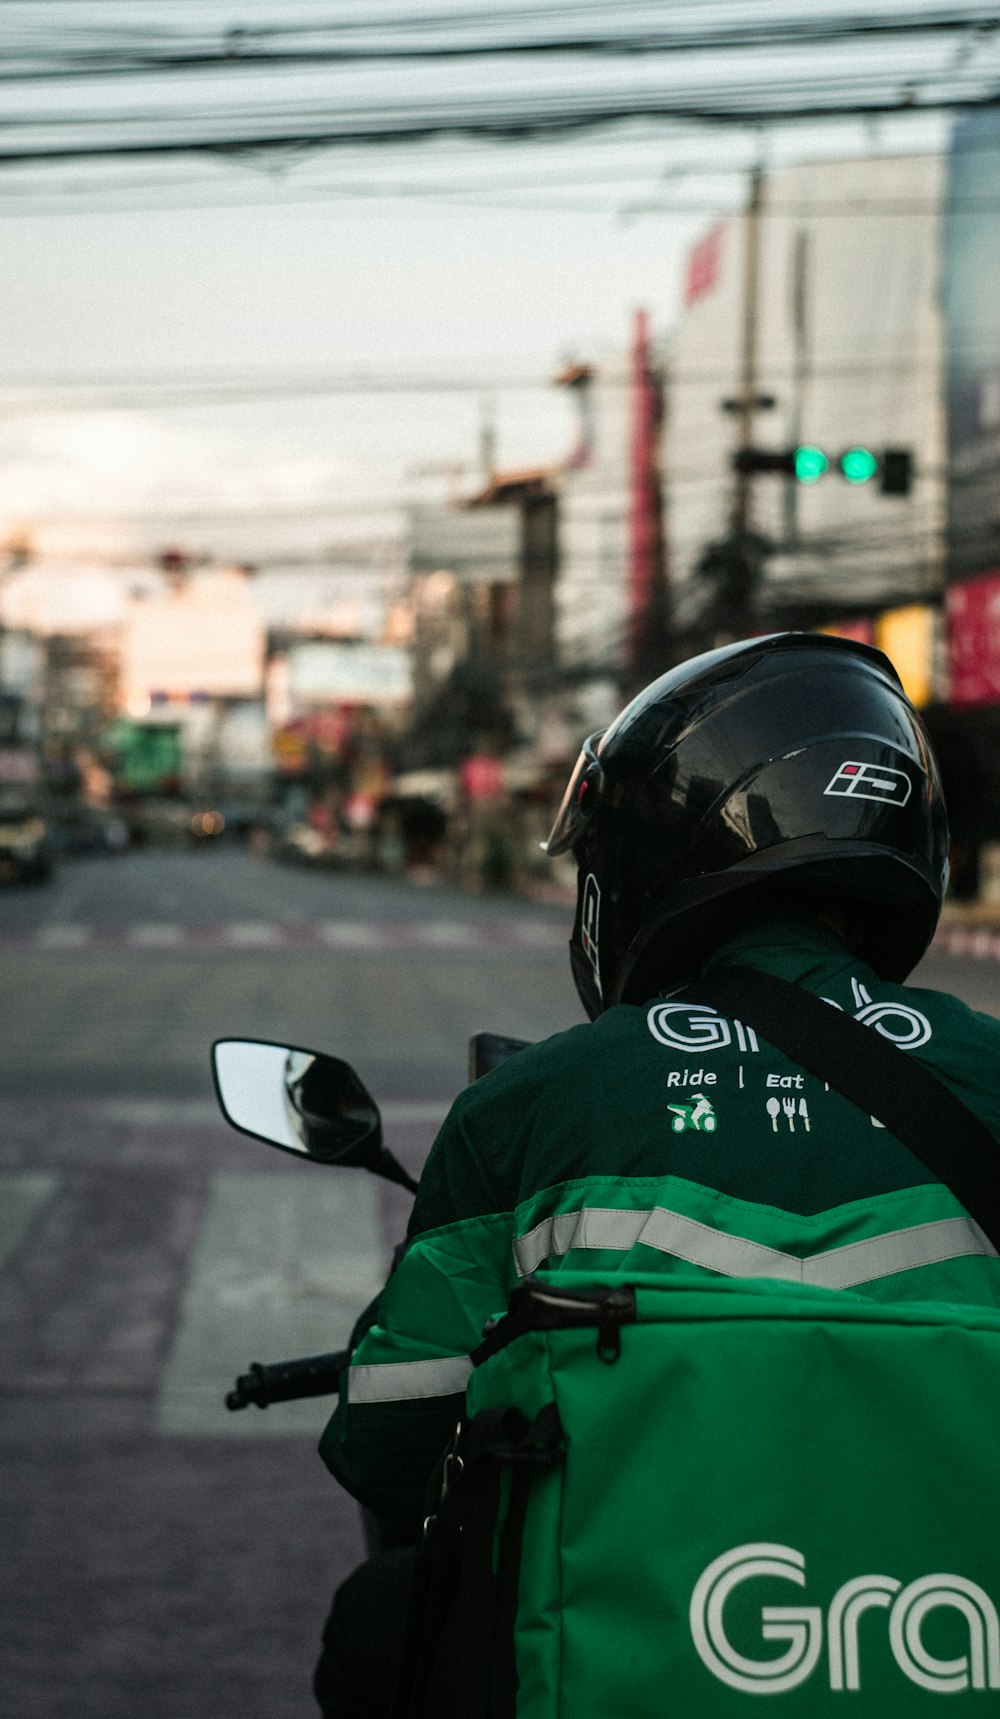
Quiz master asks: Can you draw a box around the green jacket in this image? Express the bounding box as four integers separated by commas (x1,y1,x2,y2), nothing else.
320,917,1000,1533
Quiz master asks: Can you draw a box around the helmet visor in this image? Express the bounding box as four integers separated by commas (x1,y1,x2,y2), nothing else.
543,731,604,856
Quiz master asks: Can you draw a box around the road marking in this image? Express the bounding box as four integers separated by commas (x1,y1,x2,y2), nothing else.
414,921,487,947
2,919,995,959
128,923,185,948
92,1099,222,1125
932,928,1000,961
315,920,390,948
380,1100,450,1125
0,916,567,955
156,1170,386,1437
2,1097,452,1128
34,924,90,949
0,1173,58,1270
507,920,565,947
223,922,283,947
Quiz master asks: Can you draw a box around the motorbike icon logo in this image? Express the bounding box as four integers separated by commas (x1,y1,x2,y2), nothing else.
668,1093,718,1134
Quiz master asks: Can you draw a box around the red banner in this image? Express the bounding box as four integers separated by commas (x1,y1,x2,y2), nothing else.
947,571,1000,706
684,222,724,306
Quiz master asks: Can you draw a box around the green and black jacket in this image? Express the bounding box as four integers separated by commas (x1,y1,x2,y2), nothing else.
320,918,1000,1533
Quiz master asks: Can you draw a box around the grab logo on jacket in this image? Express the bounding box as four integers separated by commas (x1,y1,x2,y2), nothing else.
689,1544,1000,1695
648,977,931,1054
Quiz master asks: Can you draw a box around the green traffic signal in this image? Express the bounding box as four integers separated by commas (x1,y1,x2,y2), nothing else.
793,444,829,484
839,446,879,484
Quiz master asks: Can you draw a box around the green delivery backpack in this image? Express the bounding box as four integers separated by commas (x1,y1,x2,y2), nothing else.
455,1270,1000,1716
395,971,1000,1717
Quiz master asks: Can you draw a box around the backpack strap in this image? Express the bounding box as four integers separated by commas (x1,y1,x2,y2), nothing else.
395,1403,564,1719
680,966,1000,1255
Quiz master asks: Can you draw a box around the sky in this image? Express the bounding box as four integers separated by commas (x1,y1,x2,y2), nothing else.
0,0,968,580
0,191,696,559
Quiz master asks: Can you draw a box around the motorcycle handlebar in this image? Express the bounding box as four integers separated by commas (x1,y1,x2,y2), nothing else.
225,1349,349,1411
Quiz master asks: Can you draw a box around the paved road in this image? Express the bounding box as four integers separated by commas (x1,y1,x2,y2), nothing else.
0,849,576,1719
0,849,577,1099
1,846,997,1719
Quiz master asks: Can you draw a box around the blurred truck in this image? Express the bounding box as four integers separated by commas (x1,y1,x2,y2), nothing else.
106,718,184,795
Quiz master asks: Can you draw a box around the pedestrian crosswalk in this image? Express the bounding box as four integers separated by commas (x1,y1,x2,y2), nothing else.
0,916,567,955
0,1173,57,1271
3,916,980,959
933,926,1000,961
157,1171,387,1438
0,1163,393,1440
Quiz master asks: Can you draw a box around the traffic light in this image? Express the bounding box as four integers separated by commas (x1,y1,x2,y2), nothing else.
793,445,829,484
839,446,879,484
732,448,797,476
732,446,912,495
879,449,913,495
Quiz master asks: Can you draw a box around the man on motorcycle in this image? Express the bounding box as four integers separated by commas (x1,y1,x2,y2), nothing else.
316,633,1000,1715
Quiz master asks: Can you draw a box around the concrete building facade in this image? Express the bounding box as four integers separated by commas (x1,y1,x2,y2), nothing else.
666,154,946,637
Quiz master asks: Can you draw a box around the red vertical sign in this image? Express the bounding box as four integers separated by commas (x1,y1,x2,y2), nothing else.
947,571,1000,705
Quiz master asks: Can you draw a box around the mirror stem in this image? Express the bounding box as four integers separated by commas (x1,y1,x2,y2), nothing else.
375,1147,419,1195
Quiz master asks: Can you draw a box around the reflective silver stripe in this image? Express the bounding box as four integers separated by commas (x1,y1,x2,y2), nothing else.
514,1206,797,1282
803,1217,998,1290
347,1355,472,1405
513,1206,998,1290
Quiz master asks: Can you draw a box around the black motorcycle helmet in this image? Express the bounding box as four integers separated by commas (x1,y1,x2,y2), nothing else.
545,633,950,1018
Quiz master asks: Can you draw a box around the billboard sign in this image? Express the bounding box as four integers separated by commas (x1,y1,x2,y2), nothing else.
874,604,935,709
946,572,1000,706
122,573,264,703
287,642,412,706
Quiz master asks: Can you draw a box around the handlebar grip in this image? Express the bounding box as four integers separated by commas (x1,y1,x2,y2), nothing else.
225,1349,349,1411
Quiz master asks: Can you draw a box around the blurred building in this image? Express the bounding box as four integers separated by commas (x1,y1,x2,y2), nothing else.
406,470,558,763
552,355,630,689
664,137,1000,899
665,153,946,644
0,629,44,790
554,315,667,717
44,631,120,742
930,110,1000,892
117,567,268,798
404,315,666,772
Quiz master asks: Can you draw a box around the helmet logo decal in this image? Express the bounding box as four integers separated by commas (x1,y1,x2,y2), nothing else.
824,760,912,806
580,873,602,995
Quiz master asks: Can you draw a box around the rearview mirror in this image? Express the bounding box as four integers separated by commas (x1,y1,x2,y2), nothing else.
212,1038,383,1166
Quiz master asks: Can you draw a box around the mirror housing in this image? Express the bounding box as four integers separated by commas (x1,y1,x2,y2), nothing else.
212,1039,411,1182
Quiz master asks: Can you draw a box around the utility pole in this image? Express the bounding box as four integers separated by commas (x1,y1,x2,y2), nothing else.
479,395,497,489
784,225,811,547
732,164,764,539
626,308,668,685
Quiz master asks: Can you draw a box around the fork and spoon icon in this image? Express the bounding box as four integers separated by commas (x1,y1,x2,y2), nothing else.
766,1096,810,1132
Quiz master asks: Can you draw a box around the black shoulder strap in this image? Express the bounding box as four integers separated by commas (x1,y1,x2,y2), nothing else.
395,1403,564,1719
680,966,1000,1253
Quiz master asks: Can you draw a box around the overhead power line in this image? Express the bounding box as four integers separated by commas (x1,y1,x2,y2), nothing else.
0,94,994,169
2,4,1000,168
4,9,999,80
2,342,998,410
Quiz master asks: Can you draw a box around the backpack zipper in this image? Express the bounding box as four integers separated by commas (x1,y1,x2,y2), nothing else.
474,1278,637,1366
